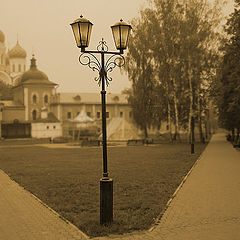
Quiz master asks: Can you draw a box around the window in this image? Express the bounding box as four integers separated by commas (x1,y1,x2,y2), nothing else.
12,64,15,72
32,110,37,120
13,119,19,124
44,95,48,104
87,112,91,117
53,126,56,129
32,95,37,104
46,126,49,129
18,64,21,72
120,112,123,118
106,112,109,118
97,112,100,118
129,111,132,118
24,65,26,71
166,125,169,130
113,96,119,102
67,112,72,119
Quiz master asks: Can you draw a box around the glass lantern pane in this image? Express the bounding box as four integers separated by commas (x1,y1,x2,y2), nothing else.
79,22,88,47
112,25,120,49
71,22,81,47
87,24,92,46
79,22,92,47
119,25,130,49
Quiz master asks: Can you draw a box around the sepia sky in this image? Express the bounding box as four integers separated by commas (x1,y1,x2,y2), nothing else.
0,0,235,93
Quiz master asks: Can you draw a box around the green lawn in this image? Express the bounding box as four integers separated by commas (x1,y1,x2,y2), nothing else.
0,142,207,237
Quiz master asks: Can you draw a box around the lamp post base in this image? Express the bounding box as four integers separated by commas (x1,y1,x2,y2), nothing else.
100,178,113,225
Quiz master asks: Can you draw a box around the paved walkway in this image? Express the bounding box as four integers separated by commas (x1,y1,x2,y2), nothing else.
0,132,240,239
94,132,240,240
0,170,89,239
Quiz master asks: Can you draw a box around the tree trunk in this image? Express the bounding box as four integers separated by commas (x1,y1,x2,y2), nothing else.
165,81,173,142
236,128,240,143
204,109,209,140
204,120,208,140
173,92,180,141
188,64,194,143
231,128,235,142
197,95,204,143
172,77,180,141
188,100,194,143
191,116,195,154
199,118,204,143
167,98,173,142
144,124,148,140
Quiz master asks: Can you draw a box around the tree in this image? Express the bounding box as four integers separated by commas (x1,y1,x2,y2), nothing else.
0,80,13,100
215,0,240,141
125,14,157,139
125,0,223,142
149,0,222,142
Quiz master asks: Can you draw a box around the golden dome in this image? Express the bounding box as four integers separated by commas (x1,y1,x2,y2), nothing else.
8,41,27,58
0,30,5,43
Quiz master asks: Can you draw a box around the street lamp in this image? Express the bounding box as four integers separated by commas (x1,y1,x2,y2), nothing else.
70,15,132,225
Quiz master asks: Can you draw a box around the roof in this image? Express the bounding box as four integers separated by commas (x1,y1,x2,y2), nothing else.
8,41,26,58
16,55,57,86
0,100,23,107
52,92,128,105
33,112,60,123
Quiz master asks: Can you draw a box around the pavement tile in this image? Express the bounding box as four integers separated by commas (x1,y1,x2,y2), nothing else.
150,132,240,239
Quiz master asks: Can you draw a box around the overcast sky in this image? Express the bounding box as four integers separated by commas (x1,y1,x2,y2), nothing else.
0,0,235,93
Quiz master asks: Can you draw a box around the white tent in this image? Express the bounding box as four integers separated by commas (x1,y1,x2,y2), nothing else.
69,110,96,130
71,110,94,123
106,117,140,141
67,110,97,140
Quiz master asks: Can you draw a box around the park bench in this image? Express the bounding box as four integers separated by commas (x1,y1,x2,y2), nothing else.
81,139,100,147
127,139,144,146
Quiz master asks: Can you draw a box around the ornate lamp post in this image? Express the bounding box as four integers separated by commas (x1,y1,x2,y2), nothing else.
70,16,132,225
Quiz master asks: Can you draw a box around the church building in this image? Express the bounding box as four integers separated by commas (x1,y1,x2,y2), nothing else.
0,30,132,139
0,30,26,85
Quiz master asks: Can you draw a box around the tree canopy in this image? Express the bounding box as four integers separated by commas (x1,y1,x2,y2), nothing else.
0,80,13,100
215,0,240,132
125,0,223,140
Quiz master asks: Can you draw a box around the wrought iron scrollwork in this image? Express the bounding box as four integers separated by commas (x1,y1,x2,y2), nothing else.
97,38,109,52
94,75,101,86
79,52,101,73
105,54,125,73
104,54,125,86
78,39,125,87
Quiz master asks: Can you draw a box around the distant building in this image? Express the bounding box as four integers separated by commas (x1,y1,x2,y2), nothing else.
31,108,61,139
0,30,26,85
50,92,132,138
51,93,131,121
0,30,132,139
